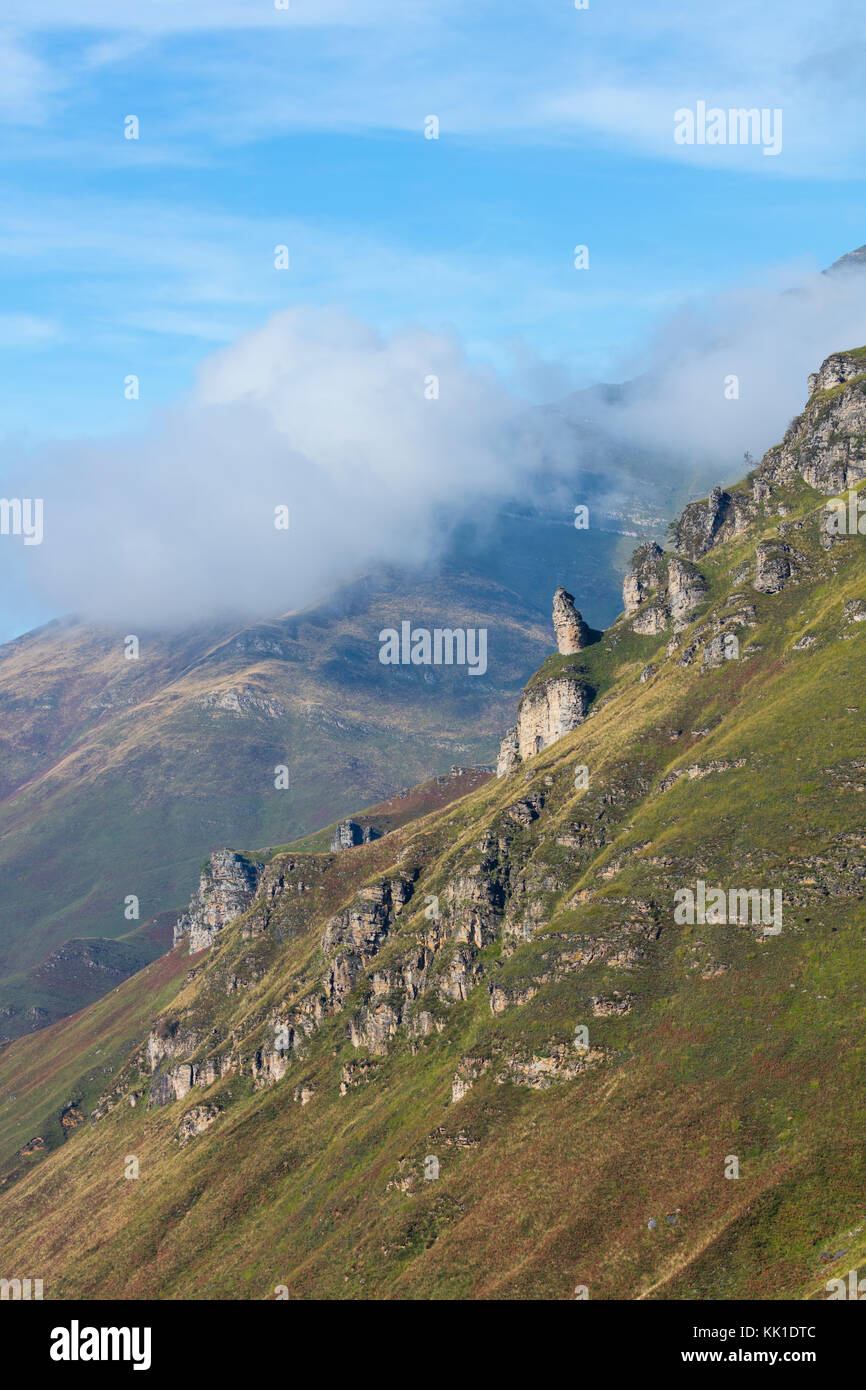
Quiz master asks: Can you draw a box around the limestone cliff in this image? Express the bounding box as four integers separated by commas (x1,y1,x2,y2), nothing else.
672,486,754,560
496,590,598,776
621,542,708,635
496,676,593,778
552,588,593,653
13,341,866,1304
173,849,264,953
765,350,866,495
654,348,866,600
331,820,378,851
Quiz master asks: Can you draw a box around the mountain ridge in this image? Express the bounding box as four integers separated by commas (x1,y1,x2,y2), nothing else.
1,346,865,1298
0,481,659,1037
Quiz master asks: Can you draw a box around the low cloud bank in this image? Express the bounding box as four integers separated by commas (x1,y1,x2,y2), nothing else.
7,308,574,628
6,257,866,632
584,257,866,479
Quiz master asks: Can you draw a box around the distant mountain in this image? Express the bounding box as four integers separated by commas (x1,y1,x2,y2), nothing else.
2,345,864,1298
825,243,866,274
0,514,641,1038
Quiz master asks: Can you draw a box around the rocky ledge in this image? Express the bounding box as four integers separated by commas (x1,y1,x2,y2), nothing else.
497,589,597,777
173,849,264,953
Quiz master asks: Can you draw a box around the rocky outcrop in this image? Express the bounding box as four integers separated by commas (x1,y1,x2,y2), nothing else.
590,993,634,1017
673,352,866,564
197,687,287,718
173,850,263,953
496,587,598,777
622,544,708,634
753,540,801,594
515,678,592,761
497,675,592,776
673,486,754,560
452,1041,606,1094
251,1046,290,1088
331,820,378,851
763,352,866,495
496,725,519,777
668,557,708,626
623,542,667,615
177,1104,220,1145
340,1058,379,1094
144,1017,223,1109
552,587,593,654
321,876,416,1014
807,350,866,398
495,1044,606,1089
150,1064,196,1108
452,1058,489,1102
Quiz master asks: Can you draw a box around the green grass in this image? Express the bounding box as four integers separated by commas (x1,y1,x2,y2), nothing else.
2,363,866,1299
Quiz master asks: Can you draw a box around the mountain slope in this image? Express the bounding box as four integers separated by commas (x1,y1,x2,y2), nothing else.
1,349,864,1299
0,572,548,1036
0,505,638,1037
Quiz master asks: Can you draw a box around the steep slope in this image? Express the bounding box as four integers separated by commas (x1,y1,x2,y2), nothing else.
0,569,564,1037
0,483,644,1038
1,349,865,1300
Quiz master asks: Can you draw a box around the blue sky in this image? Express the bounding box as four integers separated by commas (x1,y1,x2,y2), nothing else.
0,1,865,639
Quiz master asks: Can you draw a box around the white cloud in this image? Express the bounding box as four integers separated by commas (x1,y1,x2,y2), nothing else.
574,259,866,480
9,306,573,627
1,1,862,177
6,259,866,633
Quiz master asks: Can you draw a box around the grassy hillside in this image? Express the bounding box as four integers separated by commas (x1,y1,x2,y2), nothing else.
1,358,864,1299
0,570,567,1036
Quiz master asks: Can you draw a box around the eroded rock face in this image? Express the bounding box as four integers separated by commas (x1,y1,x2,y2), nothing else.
807,351,866,398
177,1104,219,1145
331,820,377,851
764,352,866,495
623,543,667,615
622,546,707,634
552,587,592,654
668,558,709,628
251,1047,290,1088
173,850,263,953
518,677,591,760
673,487,753,561
321,876,416,1014
497,587,599,776
753,541,799,594
496,675,591,778
631,603,668,636
496,725,519,777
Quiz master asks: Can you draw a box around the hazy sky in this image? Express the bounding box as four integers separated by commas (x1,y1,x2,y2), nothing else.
0,2,865,639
